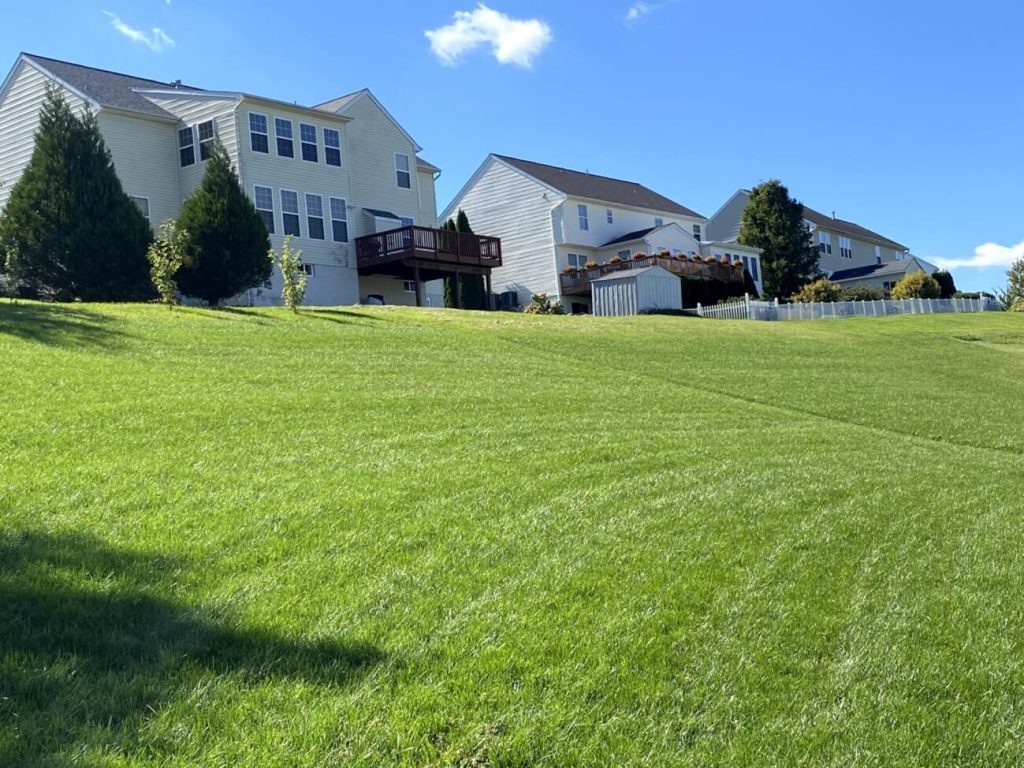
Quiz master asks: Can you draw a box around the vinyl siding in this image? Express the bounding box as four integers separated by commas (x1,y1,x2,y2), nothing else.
446,157,562,303
95,111,180,228
561,196,705,249
816,226,907,273
0,59,88,212
337,95,423,237
705,190,750,243
417,168,438,225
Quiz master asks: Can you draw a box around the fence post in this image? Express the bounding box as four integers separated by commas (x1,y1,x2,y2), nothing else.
697,301,702,317
745,293,750,320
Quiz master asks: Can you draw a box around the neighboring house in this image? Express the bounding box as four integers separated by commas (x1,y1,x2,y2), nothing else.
0,53,498,307
706,189,912,286
829,256,938,296
442,155,763,312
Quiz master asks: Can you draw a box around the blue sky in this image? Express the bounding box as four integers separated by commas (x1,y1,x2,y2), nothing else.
3,0,1021,291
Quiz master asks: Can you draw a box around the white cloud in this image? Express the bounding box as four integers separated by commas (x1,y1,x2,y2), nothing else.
103,11,175,52
932,239,1024,270
425,4,552,68
625,1,670,22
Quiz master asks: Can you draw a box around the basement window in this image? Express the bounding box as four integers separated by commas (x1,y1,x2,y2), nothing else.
403,280,417,293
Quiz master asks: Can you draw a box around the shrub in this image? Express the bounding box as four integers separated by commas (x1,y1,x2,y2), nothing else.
719,255,731,265
792,278,842,303
609,256,622,264
840,285,884,301
932,270,957,299
689,253,702,263
562,266,578,274
703,256,717,264
584,260,598,270
890,271,941,299
147,220,188,308
633,252,647,261
268,235,307,312
523,293,565,315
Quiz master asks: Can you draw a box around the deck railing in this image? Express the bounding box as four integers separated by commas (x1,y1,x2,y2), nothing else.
356,226,502,270
560,256,743,295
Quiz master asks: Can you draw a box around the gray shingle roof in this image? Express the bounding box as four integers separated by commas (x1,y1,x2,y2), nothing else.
23,53,198,120
363,208,401,219
802,205,908,252
602,227,657,247
495,155,703,219
313,90,365,114
829,256,935,283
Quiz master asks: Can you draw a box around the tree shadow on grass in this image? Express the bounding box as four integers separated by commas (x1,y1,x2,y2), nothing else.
0,530,383,766
302,308,389,326
0,302,126,349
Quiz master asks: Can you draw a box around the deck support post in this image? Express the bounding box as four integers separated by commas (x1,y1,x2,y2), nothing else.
485,272,493,311
414,264,423,308
453,268,462,309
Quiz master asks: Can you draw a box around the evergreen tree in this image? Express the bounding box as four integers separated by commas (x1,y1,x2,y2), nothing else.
1005,256,1024,310
176,145,271,306
0,86,152,300
932,270,957,299
441,218,457,308
738,181,819,299
455,209,487,310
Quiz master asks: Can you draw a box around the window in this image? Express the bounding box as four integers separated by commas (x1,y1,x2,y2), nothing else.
275,118,294,158
568,253,588,269
749,257,760,282
197,120,215,161
741,254,749,271
329,197,348,242
281,190,300,236
617,249,630,260
178,126,195,167
819,232,832,255
606,209,613,224
300,123,318,162
254,186,275,234
875,245,882,265
400,216,414,227
249,113,269,153
693,224,702,241
578,204,589,231
395,153,411,188
299,263,315,277
403,280,417,293
129,196,150,221
306,193,325,240
654,217,664,227
883,280,898,295
323,128,341,167
839,236,853,259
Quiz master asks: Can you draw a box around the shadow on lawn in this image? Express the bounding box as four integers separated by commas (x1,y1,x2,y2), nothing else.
0,530,383,765
0,302,126,349
302,308,389,326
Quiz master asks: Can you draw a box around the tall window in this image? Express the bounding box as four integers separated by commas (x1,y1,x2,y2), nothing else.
129,196,150,221
395,153,411,188
875,245,882,264
249,113,269,153
749,257,760,282
606,209,613,224
275,118,294,157
178,126,195,167
254,186,275,234
197,120,215,161
329,197,348,242
578,204,589,231
568,253,587,269
692,224,702,241
839,236,853,259
300,123,318,162
281,190,300,236
323,128,341,167
305,194,325,239
819,232,832,255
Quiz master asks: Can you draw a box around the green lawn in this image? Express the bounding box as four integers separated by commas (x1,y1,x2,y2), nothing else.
1,302,1022,767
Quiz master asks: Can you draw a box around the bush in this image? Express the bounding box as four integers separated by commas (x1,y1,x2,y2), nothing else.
268,235,307,312
840,285,884,301
523,293,565,315
792,278,842,303
890,271,941,299
932,270,957,299
584,260,598,270
609,256,622,265
562,266,578,274
633,252,647,261
147,220,188,307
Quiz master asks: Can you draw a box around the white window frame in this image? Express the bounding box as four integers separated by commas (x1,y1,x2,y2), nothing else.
819,232,832,255
197,119,215,161
329,197,348,243
567,252,588,269
875,245,882,264
299,263,315,277
299,123,318,163
606,209,613,224
253,185,275,234
749,256,760,282
403,280,417,293
274,118,294,158
129,195,150,221
577,204,589,231
693,224,702,241
249,112,269,154
178,126,195,167
305,193,325,240
395,153,411,188
280,189,301,237
839,236,853,259
323,127,342,167
654,217,664,227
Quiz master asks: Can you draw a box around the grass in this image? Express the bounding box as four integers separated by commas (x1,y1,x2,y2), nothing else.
0,301,1022,767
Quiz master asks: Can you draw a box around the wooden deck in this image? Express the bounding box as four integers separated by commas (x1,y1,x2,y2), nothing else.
356,226,502,273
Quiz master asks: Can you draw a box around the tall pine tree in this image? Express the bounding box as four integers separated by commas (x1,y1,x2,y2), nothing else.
1006,256,1024,310
738,181,819,299
456,209,487,310
176,145,271,306
0,86,152,300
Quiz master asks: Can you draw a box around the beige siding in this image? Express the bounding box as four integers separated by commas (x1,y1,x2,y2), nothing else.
95,111,180,228
705,190,750,243
817,226,907,273
339,95,423,238
0,59,88,212
447,157,562,302
417,168,438,226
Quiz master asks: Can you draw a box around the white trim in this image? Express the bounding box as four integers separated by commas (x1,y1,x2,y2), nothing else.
128,194,150,221
16,55,102,111
322,126,342,167
136,89,352,124
178,124,196,167
280,188,301,238
197,118,215,161
299,122,319,163
305,192,325,240
253,184,275,234
248,111,269,153
273,116,294,158
328,196,348,243
395,152,411,189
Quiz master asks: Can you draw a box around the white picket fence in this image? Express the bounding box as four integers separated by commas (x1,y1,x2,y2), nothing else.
695,294,1000,321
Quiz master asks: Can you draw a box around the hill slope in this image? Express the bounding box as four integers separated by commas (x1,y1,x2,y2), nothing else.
1,303,1022,766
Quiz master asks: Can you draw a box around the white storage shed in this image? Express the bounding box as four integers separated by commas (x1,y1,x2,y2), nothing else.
592,266,683,317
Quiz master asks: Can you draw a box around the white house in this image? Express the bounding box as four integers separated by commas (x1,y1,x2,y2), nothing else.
0,53,500,307
442,155,763,312
706,189,914,291
829,256,939,296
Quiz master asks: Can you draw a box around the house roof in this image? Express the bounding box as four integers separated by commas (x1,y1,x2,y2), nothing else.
602,227,657,247
22,53,196,120
363,208,401,219
803,205,908,251
592,265,677,283
829,256,935,283
494,155,704,219
313,88,422,151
